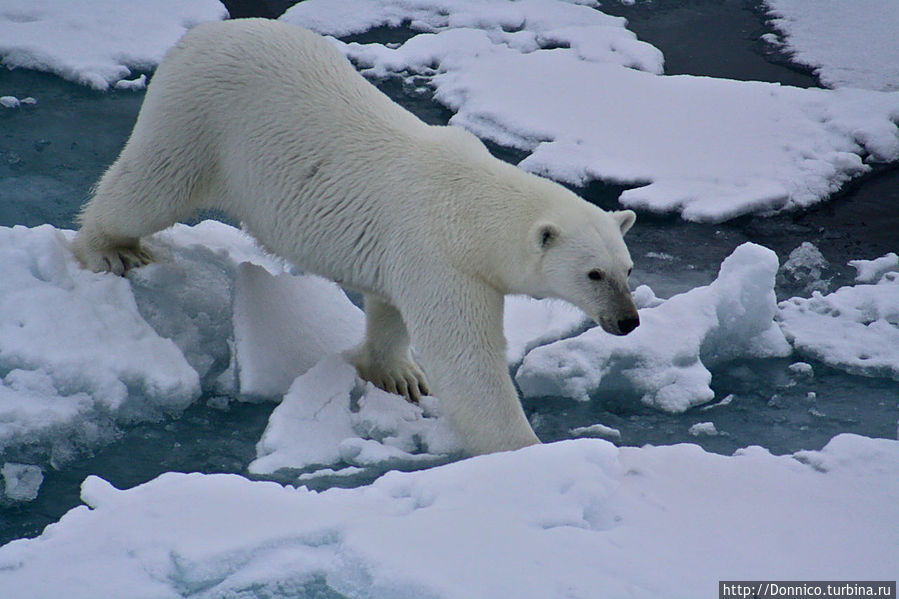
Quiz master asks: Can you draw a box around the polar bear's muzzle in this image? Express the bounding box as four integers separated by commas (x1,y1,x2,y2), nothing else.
598,313,640,336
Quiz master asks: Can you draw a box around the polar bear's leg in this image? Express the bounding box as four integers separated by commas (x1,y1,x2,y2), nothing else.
399,282,541,455
348,294,430,402
72,149,201,275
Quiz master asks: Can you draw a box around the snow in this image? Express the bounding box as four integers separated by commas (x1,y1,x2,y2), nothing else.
849,252,899,283
0,0,228,90
0,434,896,598
1,463,43,503
777,270,899,382
516,243,792,412
250,356,461,475
285,2,899,222
765,0,899,92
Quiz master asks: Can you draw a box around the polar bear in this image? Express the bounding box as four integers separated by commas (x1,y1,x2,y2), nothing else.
72,19,640,455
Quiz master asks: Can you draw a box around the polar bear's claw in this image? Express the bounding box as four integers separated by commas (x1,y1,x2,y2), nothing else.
72,232,153,276
352,354,429,404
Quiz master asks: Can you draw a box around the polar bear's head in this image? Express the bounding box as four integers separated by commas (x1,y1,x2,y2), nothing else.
525,206,640,336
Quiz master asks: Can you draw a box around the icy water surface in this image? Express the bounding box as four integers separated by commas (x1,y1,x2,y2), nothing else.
1,0,897,546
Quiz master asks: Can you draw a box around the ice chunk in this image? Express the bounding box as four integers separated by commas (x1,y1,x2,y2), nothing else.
688,422,718,437
0,225,200,448
778,241,829,295
570,423,621,441
632,284,664,309
777,272,899,381
504,295,588,364
0,435,896,597
1,463,43,502
233,263,364,398
0,0,228,90
516,243,792,412
0,96,20,108
788,361,814,377
848,252,899,284
249,356,461,474
112,74,147,91
765,0,899,91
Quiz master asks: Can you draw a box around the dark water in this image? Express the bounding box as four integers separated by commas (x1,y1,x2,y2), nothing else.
1,0,897,546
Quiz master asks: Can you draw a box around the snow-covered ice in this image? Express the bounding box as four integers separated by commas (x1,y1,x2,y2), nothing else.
503,295,587,364
283,0,664,74
250,356,461,475
0,221,357,466
516,243,792,412
849,251,899,283
0,225,201,465
1,435,896,599
765,0,899,92
0,0,227,90
285,1,899,222
233,263,364,398
777,269,899,382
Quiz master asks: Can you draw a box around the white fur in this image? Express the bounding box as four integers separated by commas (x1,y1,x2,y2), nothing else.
72,19,639,455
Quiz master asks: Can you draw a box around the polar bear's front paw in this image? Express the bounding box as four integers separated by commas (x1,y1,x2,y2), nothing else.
72,235,152,276
350,352,430,403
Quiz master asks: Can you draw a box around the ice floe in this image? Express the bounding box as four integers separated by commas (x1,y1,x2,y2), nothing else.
285,1,899,222
777,269,899,381
765,0,899,91
0,0,227,90
0,434,896,598
0,225,201,465
0,221,319,466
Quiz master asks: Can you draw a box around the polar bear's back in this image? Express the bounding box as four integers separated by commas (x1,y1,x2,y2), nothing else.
151,19,417,135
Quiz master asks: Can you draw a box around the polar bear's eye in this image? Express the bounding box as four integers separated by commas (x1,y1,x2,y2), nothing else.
627,267,633,277
587,269,603,282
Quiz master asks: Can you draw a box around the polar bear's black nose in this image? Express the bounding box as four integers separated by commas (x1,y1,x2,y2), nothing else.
618,316,639,335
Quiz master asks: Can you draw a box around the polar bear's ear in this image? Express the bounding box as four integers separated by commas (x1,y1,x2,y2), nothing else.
613,210,636,235
533,222,561,252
